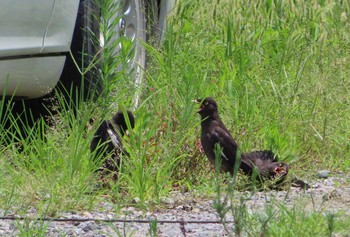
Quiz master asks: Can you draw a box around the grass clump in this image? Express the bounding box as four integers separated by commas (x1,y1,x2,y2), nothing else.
143,0,350,177
0,0,350,235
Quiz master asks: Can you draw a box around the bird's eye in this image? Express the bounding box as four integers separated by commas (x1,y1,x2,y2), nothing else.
204,102,209,105
279,163,283,167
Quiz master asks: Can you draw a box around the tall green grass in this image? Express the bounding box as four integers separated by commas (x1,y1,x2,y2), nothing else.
0,0,349,235
144,0,350,176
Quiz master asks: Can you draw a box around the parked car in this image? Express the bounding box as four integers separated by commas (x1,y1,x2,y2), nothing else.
0,0,175,103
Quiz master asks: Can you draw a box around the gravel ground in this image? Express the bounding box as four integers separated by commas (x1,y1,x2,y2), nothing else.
1,172,349,236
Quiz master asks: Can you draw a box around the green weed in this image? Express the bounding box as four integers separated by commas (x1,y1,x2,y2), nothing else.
0,0,349,235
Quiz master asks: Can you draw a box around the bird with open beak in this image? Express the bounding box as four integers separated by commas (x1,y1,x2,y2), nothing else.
194,97,289,182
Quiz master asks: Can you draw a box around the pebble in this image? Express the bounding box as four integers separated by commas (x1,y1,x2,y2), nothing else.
160,197,175,207
317,170,331,179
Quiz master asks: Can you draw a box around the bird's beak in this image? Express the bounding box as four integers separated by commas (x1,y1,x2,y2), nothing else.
192,99,203,113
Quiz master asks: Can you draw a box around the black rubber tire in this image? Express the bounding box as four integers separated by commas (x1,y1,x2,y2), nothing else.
57,0,163,107
124,0,159,108
56,0,102,102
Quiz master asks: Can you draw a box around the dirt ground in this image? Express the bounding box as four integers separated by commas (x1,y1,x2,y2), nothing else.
1,173,349,236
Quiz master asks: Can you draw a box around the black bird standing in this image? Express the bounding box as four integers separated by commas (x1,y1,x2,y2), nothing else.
195,97,288,181
90,110,135,180
195,97,241,174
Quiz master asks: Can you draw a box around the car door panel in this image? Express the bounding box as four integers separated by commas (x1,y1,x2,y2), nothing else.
42,0,80,53
0,0,55,57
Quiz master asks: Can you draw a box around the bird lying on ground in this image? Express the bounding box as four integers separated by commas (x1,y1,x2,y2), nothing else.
241,150,289,182
194,97,289,182
90,110,135,180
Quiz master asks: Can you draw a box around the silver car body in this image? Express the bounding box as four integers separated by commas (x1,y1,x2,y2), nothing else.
0,0,79,98
0,0,175,99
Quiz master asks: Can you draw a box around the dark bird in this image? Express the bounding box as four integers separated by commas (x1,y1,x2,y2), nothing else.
194,97,288,181
194,97,241,174
90,110,135,180
241,150,289,182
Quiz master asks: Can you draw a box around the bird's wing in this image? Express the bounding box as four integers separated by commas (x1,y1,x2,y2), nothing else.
208,125,238,163
106,121,121,148
90,121,109,152
242,150,277,163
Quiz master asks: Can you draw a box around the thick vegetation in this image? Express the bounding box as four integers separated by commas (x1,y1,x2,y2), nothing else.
0,0,349,235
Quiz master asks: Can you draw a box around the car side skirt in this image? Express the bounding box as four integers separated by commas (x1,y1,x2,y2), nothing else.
0,56,66,98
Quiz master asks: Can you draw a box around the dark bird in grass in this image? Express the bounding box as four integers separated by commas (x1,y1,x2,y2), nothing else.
241,150,289,182
90,110,135,180
194,97,241,174
194,97,288,181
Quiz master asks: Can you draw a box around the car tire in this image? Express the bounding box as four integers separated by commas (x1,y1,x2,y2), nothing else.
56,0,102,103
57,0,166,107
124,0,147,108
108,0,157,108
